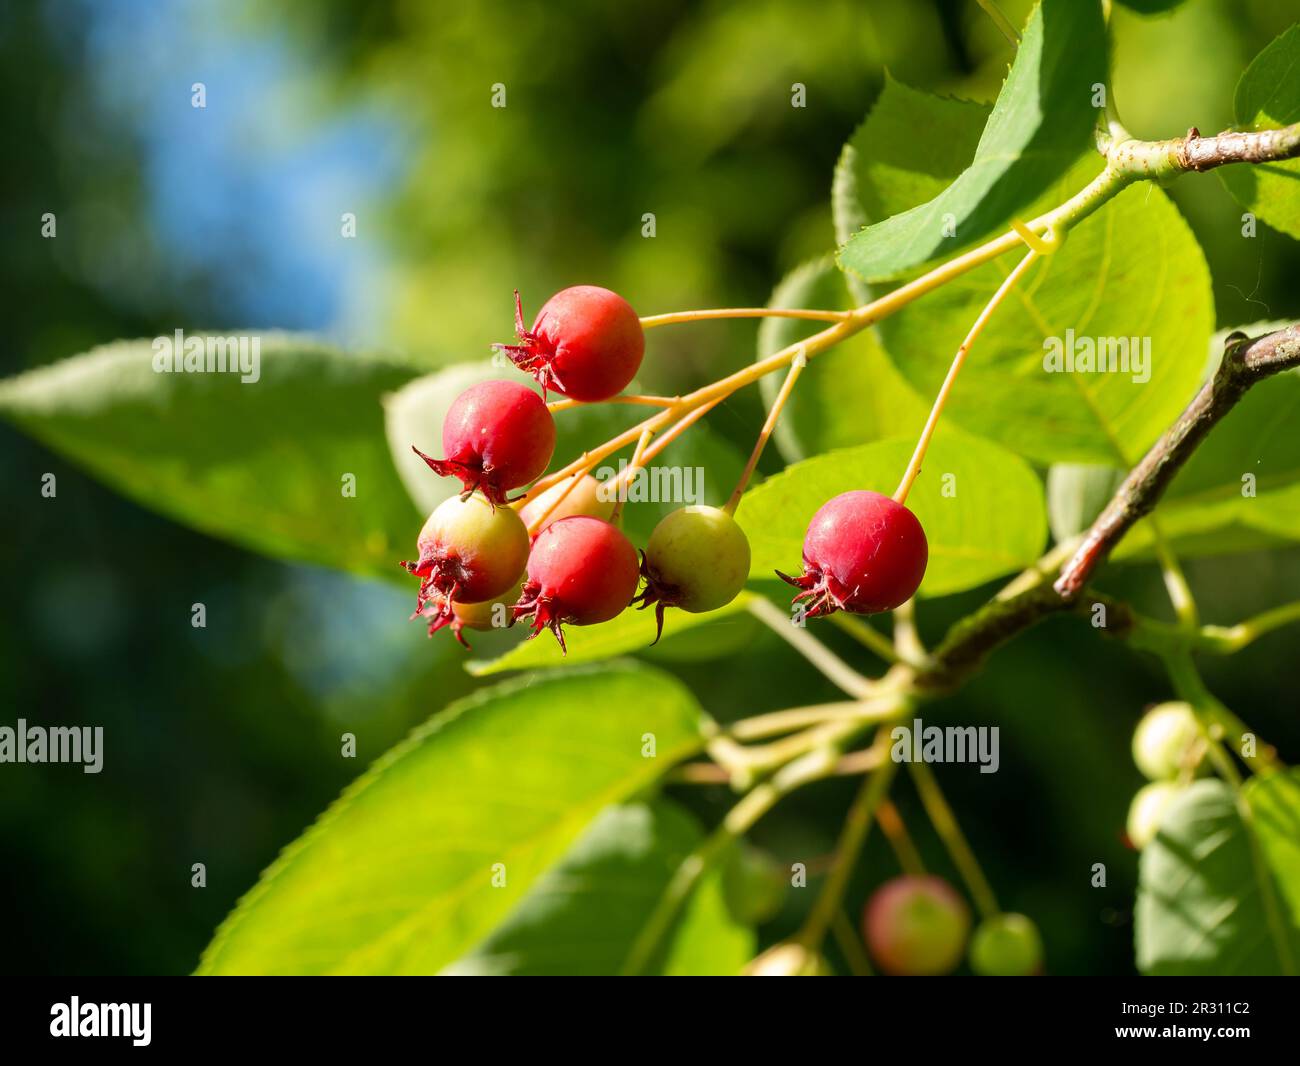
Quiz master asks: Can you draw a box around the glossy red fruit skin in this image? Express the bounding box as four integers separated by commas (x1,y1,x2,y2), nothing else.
513,516,641,652
495,286,644,402
778,490,927,616
413,380,555,505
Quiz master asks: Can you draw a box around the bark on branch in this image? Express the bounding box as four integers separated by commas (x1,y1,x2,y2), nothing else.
911,324,1300,694
1108,122,1300,178
1055,324,1300,598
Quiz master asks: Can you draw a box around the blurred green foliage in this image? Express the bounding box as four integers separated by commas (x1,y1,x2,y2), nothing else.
3,0,1300,975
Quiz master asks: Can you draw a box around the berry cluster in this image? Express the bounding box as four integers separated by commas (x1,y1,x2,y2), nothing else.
401,283,935,652
1125,701,1205,849
401,286,753,651
863,875,1043,977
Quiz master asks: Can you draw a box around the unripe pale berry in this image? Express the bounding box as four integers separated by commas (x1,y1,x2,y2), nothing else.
419,580,523,648
401,494,530,631
969,913,1044,977
1132,701,1203,781
778,490,928,617
633,505,751,641
413,380,555,505
493,286,644,401
1127,781,1183,849
864,875,970,976
516,473,615,534
742,943,832,977
512,516,641,652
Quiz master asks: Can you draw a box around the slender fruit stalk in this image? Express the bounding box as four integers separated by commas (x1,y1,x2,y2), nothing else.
893,241,1045,505
724,347,807,515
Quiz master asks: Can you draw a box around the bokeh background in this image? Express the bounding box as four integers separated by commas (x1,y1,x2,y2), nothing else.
3,0,1299,976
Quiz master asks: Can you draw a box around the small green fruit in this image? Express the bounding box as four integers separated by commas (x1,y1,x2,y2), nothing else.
1132,701,1202,780
633,505,750,640
1127,780,1183,849
721,844,786,926
969,913,1044,976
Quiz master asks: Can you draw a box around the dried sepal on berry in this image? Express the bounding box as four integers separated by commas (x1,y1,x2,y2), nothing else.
492,287,644,402
778,490,927,618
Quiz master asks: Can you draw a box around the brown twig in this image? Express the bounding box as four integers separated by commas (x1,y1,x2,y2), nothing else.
1055,325,1300,598
906,325,1300,694
1108,122,1300,178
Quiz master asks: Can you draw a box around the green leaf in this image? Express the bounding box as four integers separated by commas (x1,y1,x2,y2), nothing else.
468,591,757,676
1219,25,1300,239
882,163,1214,466
385,362,745,544
1242,770,1300,931
445,801,753,976
1115,0,1189,12
832,76,991,249
756,257,928,462
0,336,420,582
1046,463,1126,543
734,433,1047,599
197,662,709,975
1136,779,1300,976
838,0,1107,283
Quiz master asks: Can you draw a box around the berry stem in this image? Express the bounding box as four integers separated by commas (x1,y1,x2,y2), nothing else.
1201,600,1300,654
796,730,899,950
726,697,904,740
877,800,927,876
639,307,849,329
892,242,1045,505
723,348,807,515
828,613,901,665
891,597,928,665
546,394,676,413
523,469,587,535
831,910,876,976
1148,517,1199,627
621,745,842,975
609,427,654,524
906,760,1000,920
747,597,873,697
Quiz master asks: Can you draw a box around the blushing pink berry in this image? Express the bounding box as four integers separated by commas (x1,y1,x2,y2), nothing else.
493,286,644,401
512,515,641,653
413,380,555,505
778,490,927,617
401,494,530,631
864,875,970,977
632,505,750,642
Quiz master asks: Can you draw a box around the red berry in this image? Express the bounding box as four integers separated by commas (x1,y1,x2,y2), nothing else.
864,875,970,977
778,490,927,617
413,380,555,505
493,286,644,402
512,516,640,652
401,494,530,631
